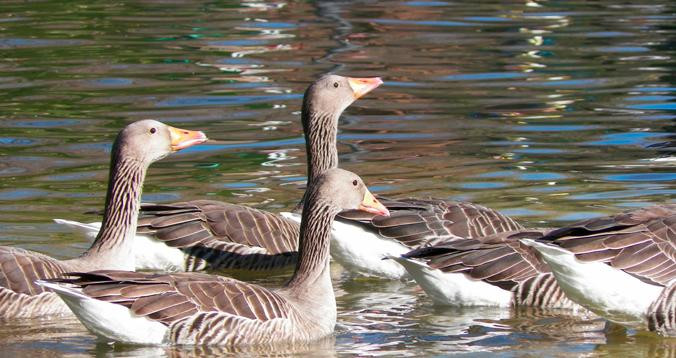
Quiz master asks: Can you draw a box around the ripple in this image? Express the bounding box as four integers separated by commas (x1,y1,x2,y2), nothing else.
442,72,529,81
156,93,301,107
570,189,676,200
0,188,50,201
0,38,90,48
626,103,676,110
626,95,675,102
604,172,676,182
512,125,597,132
457,182,510,189
586,132,667,146
404,1,449,6
371,18,474,27
594,46,649,53
0,137,36,147
2,119,83,128
634,87,676,92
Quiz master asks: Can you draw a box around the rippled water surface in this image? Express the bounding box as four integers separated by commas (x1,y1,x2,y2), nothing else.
0,0,675,356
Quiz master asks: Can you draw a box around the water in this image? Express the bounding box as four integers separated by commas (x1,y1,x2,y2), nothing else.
0,0,674,355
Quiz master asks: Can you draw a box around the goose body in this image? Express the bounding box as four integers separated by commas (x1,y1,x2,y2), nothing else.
55,75,382,274
54,74,523,279
522,204,676,334
42,168,390,346
282,198,525,279
52,219,186,272
0,120,206,318
394,230,582,309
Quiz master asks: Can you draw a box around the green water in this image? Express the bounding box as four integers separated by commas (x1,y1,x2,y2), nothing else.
0,0,675,356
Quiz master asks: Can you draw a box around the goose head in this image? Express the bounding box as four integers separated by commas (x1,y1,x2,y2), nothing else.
313,168,390,217
303,74,383,116
114,119,208,164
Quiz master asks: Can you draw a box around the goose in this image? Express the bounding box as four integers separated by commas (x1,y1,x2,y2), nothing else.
521,204,676,335
55,75,523,279
55,74,384,273
0,120,207,318
323,198,525,278
39,168,391,345
390,230,584,310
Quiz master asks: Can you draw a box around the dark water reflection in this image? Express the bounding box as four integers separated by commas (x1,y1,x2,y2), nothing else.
0,0,674,356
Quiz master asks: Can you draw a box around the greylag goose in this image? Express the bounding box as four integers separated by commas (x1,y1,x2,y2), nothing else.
55,74,384,273
39,168,390,345
0,120,207,318
392,230,583,310
56,74,522,279
323,198,525,278
522,204,676,335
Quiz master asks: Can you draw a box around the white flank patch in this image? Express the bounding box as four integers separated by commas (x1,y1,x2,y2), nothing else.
37,281,168,344
281,212,409,279
133,235,186,272
522,239,663,327
390,256,512,307
54,219,186,272
53,219,100,240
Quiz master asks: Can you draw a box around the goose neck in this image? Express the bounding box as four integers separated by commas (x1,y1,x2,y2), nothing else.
286,195,337,291
302,109,339,183
78,154,147,269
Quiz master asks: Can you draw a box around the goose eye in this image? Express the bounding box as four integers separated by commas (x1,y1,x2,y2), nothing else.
149,127,157,134
352,180,358,186
333,82,339,88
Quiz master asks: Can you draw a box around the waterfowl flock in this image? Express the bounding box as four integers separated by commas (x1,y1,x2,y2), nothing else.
3,74,676,347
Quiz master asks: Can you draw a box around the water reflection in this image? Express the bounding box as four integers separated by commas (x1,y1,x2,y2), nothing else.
0,0,674,356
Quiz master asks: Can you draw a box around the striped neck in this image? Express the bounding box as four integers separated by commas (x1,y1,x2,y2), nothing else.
286,191,338,290
79,153,147,267
293,106,339,212
303,109,339,183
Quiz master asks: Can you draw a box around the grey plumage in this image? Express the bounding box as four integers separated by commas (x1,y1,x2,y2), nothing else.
339,198,525,248
534,204,676,334
134,75,379,272
0,120,205,318
541,204,676,286
403,230,581,309
47,168,390,345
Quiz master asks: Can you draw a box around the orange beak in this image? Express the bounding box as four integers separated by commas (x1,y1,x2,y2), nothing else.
167,126,208,151
347,77,384,99
358,189,390,217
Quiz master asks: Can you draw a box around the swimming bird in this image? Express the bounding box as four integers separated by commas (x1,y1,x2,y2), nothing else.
55,74,522,279
391,230,583,310
0,120,207,318
55,74,384,273
40,168,390,345
522,204,676,335
322,198,525,279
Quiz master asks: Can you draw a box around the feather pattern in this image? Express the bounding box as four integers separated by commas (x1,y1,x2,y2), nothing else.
403,230,580,309
130,96,345,273
525,204,676,335
648,283,676,336
0,120,205,318
138,201,299,271
540,204,676,286
0,155,149,318
341,198,525,248
45,168,370,345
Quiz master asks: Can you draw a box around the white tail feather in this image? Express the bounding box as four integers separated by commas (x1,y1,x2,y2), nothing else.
36,280,168,344
522,238,661,327
390,256,512,307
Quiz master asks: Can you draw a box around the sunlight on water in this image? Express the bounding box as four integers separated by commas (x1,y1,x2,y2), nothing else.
0,0,674,356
